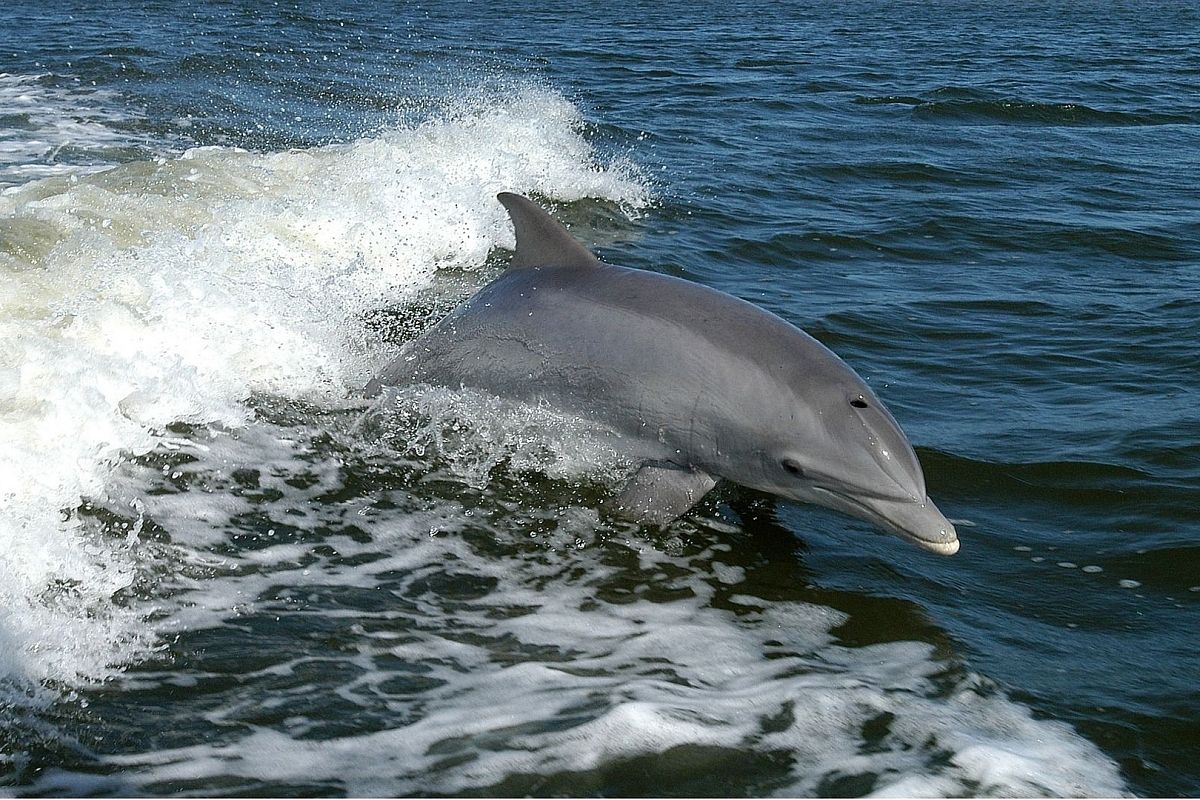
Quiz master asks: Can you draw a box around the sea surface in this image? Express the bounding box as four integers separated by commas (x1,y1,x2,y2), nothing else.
1,1,1197,796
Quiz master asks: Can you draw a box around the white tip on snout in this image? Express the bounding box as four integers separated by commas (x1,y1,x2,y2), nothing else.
917,536,960,556
865,497,961,556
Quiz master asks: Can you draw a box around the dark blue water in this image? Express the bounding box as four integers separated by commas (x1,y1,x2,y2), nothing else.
1,1,1197,796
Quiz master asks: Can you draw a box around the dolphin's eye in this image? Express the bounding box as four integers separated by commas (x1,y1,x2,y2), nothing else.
781,459,805,478
850,397,869,409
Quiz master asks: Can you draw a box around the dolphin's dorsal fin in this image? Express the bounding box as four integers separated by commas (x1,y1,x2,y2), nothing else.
497,192,600,270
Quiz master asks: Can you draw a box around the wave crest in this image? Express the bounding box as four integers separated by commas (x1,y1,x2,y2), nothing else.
0,85,649,704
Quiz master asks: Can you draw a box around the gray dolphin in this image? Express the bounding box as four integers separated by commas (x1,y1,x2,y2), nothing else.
373,193,959,555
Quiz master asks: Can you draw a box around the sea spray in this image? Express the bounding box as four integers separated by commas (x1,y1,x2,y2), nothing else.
24,412,1127,797
0,85,648,709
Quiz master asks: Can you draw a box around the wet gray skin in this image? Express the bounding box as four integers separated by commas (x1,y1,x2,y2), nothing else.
373,193,959,555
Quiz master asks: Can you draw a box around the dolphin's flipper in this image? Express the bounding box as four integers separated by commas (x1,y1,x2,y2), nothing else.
497,192,600,271
611,463,717,526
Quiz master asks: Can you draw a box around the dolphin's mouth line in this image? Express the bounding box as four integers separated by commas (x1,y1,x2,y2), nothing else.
809,485,890,519
808,486,959,554
801,472,914,503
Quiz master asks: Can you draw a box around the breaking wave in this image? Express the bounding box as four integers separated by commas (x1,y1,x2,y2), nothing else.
0,83,647,709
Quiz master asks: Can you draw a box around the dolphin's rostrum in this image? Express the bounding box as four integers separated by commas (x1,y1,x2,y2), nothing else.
374,193,959,555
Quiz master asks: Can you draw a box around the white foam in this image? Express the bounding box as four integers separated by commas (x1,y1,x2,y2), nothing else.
0,72,158,187
360,384,637,487
23,413,1127,797
0,84,647,706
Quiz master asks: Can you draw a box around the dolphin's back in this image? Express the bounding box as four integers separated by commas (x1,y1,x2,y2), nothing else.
379,261,848,465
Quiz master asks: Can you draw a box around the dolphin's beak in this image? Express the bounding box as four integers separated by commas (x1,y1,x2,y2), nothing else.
861,495,960,555
807,486,961,555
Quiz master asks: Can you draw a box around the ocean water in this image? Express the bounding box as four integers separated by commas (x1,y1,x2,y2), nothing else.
1,1,1197,796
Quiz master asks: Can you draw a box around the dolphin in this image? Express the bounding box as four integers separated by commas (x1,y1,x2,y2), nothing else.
372,193,959,555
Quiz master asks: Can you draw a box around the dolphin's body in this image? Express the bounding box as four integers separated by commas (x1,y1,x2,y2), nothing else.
374,193,959,554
